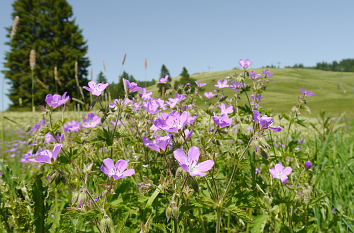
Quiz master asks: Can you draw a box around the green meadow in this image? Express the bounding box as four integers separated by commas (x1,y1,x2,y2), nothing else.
150,68,354,118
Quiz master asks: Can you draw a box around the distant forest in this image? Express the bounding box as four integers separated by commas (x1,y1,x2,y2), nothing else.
285,59,354,72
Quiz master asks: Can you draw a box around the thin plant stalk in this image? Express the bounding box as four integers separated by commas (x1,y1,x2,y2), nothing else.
31,69,35,112
216,134,255,233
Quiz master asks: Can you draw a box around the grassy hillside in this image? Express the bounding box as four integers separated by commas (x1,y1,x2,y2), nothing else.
150,68,354,118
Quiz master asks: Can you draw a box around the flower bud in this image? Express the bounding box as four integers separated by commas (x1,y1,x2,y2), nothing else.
172,205,180,219
100,215,114,233
166,206,172,221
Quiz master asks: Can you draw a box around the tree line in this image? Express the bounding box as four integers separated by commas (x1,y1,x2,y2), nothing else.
285,59,354,72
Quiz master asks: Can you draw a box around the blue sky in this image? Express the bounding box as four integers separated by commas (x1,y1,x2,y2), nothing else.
1,0,354,110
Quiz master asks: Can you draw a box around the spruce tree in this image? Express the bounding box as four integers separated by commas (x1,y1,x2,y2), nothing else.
174,67,196,92
108,71,136,99
97,71,107,83
157,64,172,95
3,0,90,110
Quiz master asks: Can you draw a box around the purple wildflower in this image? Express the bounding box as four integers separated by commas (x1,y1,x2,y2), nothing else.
21,150,34,163
215,80,229,89
111,119,123,127
100,158,135,180
240,59,251,68
298,138,304,144
253,110,281,132
82,113,101,128
154,111,190,133
183,129,193,140
249,71,261,80
173,146,214,177
195,81,206,87
204,92,215,98
143,98,161,114
139,88,152,100
263,69,273,77
300,88,314,97
255,168,261,174
33,144,62,164
83,81,109,96
305,161,312,169
142,135,171,153
94,196,100,202
159,75,169,84
30,123,42,132
45,134,56,143
230,81,245,93
218,103,233,115
64,120,81,132
167,94,185,108
269,162,292,183
45,92,70,108
125,80,142,93
251,94,263,109
212,112,232,128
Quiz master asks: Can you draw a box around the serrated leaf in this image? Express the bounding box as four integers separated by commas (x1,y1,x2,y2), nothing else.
225,205,253,223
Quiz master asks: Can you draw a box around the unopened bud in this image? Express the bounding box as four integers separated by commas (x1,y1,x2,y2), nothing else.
166,206,172,221
172,206,180,219
100,215,114,233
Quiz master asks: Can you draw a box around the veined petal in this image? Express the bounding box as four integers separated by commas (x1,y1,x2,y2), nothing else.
34,154,52,164
269,126,282,132
269,168,276,177
274,163,284,173
121,169,135,177
283,166,292,176
280,176,289,183
83,86,92,92
174,149,187,165
100,165,108,175
187,146,200,164
190,171,207,177
88,81,96,89
180,164,189,173
252,110,260,125
52,143,62,161
197,160,214,172
102,158,114,171
115,160,128,172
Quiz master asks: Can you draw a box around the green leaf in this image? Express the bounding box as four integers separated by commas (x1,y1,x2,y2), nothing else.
32,174,47,233
145,185,161,208
251,214,268,233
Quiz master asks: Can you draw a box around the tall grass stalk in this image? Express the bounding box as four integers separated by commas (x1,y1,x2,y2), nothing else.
30,49,36,112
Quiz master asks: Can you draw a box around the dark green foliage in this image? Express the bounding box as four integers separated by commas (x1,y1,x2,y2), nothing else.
107,71,155,99
286,59,354,72
314,59,354,72
3,0,90,110
32,174,51,233
96,71,107,83
107,71,136,99
174,67,197,93
157,64,172,95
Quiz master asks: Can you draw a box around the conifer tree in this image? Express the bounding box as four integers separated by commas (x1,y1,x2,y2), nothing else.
174,67,196,92
3,0,90,110
157,64,172,95
97,71,107,83
108,71,136,99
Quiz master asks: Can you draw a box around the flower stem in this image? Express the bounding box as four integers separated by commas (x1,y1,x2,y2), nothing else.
31,69,35,112
216,135,254,232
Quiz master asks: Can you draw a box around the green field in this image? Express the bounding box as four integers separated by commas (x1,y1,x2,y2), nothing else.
151,68,354,118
